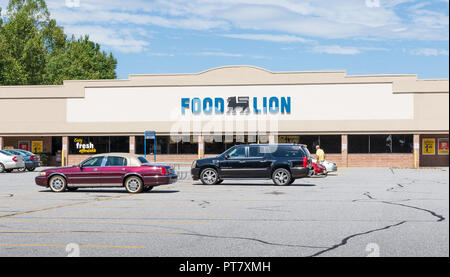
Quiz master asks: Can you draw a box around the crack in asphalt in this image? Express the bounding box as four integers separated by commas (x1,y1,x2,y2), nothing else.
338,175,446,257
179,232,328,250
381,201,446,222
352,192,375,202
307,221,407,257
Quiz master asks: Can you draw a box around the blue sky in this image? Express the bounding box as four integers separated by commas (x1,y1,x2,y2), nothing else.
2,0,449,79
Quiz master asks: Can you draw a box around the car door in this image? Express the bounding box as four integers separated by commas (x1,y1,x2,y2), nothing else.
245,146,271,178
97,156,128,187
66,156,105,186
218,146,248,178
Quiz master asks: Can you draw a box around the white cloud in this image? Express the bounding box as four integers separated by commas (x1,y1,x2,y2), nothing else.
310,45,388,55
409,48,449,56
311,45,361,55
64,25,150,53
42,0,448,41
3,0,448,55
195,52,244,57
222,33,315,43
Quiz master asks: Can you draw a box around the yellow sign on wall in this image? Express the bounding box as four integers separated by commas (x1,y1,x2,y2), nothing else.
422,138,435,155
32,141,43,153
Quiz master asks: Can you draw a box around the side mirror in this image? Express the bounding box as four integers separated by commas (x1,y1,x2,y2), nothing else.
78,163,84,169
224,154,230,160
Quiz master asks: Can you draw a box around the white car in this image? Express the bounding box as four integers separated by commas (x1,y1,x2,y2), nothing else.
0,150,25,173
311,158,338,173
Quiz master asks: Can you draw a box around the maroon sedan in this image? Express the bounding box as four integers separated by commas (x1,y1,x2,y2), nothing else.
36,153,177,193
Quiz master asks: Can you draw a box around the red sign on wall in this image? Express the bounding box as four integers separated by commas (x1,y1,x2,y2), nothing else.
438,138,449,155
18,141,30,151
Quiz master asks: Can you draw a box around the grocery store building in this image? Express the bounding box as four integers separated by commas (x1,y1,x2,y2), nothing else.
0,66,448,167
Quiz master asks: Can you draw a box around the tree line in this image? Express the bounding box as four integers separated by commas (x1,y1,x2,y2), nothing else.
0,0,117,86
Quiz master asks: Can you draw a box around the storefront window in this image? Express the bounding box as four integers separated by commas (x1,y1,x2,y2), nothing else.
69,136,129,155
318,135,342,154
348,135,370,153
392,135,413,153
349,135,413,154
136,135,197,155
279,135,342,154
205,135,226,154
205,135,262,155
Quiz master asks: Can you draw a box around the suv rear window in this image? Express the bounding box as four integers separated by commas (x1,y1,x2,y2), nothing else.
269,145,305,158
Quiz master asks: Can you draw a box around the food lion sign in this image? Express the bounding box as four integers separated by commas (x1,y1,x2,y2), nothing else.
181,96,291,115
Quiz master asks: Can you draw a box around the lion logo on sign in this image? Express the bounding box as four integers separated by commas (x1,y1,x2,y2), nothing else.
227,96,250,114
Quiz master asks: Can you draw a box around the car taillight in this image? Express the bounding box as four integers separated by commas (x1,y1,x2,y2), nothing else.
160,167,168,175
303,157,308,168
12,156,18,162
30,156,35,160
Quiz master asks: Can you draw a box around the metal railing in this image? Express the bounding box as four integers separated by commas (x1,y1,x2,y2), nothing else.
150,162,192,181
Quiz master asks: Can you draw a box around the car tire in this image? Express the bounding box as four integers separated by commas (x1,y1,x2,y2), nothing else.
27,167,36,172
288,178,296,184
143,186,154,192
49,175,67,192
124,176,144,193
200,168,219,185
0,163,4,173
67,187,78,192
17,167,26,172
215,179,224,185
272,168,292,186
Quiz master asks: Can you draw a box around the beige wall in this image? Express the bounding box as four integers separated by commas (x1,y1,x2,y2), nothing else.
0,66,448,136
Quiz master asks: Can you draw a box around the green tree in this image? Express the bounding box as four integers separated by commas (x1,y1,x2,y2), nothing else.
0,0,117,86
45,35,117,85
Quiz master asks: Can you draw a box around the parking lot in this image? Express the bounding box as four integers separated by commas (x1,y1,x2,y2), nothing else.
0,167,448,257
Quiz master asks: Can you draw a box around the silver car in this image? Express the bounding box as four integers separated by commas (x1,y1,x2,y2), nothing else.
0,150,25,173
311,158,338,173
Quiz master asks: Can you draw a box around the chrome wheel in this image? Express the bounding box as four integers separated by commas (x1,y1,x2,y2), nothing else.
201,168,218,185
125,176,143,193
49,176,67,192
0,163,5,173
272,168,291,186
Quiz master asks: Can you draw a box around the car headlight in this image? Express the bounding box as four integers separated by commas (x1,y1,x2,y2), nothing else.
39,172,46,177
192,161,197,168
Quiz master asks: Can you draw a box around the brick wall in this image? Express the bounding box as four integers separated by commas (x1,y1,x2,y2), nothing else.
67,154,216,167
348,154,414,167
324,154,344,168
68,153,414,168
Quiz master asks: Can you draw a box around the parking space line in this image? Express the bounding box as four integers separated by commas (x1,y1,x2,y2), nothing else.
0,243,145,249
0,194,133,219
1,219,210,225
0,230,182,235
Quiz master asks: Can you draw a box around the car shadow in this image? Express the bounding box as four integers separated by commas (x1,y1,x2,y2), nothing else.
192,182,316,187
38,189,179,194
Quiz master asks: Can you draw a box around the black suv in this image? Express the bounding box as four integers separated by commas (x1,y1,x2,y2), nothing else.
191,144,312,186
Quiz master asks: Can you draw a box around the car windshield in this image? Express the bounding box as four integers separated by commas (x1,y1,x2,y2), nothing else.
5,150,21,155
0,150,12,156
17,150,34,156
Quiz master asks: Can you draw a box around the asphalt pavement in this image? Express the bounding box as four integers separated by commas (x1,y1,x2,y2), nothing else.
0,167,448,257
